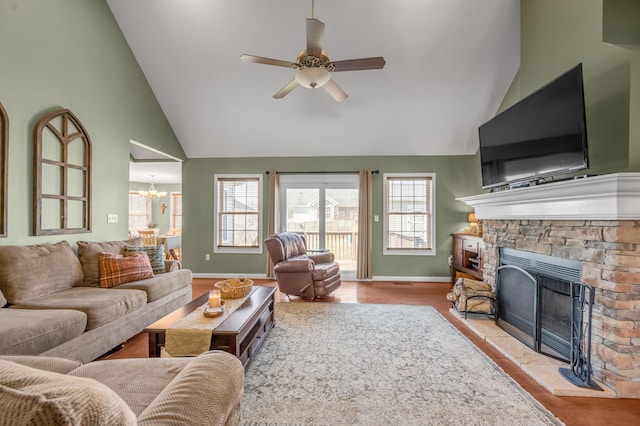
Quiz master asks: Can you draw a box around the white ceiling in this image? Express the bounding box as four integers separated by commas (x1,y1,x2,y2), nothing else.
129,161,182,184
107,0,520,159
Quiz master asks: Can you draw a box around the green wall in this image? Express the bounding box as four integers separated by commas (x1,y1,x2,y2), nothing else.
500,0,636,175
0,0,184,246
182,156,481,279
631,50,640,170
603,0,640,169
603,0,640,47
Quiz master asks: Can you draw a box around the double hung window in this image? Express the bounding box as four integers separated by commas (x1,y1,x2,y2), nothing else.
214,174,262,253
170,192,182,231
383,173,435,256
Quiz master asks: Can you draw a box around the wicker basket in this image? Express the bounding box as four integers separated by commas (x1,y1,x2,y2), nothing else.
214,277,253,299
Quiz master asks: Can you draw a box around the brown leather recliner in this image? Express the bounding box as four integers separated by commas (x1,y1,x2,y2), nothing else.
264,232,341,299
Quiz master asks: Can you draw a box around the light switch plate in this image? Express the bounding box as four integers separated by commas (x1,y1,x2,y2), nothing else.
107,214,118,223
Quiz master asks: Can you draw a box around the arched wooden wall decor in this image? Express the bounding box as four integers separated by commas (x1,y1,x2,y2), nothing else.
0,103,8,238
33,109,92,235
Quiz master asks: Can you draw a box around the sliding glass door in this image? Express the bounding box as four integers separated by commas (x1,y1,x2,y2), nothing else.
279,174,358,277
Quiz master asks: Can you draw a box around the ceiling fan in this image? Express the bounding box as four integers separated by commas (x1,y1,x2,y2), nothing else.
240,0,385,102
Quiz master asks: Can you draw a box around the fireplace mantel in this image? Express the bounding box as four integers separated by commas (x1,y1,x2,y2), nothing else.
458,173,640,220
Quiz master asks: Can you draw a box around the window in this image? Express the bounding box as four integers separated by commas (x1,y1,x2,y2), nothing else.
128,191,150,235
383,173,435,256
170,192,182,231
214,174,262,253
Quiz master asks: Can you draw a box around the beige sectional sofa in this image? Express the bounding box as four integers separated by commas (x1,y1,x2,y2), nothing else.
0,239,192,363
0,351,244,425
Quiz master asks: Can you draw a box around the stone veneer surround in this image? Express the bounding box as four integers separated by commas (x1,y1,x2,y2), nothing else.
481,219,640,397
459,174,640,398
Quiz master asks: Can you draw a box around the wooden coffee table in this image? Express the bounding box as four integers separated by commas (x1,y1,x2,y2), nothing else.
144,286,276,368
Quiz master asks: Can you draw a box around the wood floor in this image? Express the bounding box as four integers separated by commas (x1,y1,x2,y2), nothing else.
103,279,640,426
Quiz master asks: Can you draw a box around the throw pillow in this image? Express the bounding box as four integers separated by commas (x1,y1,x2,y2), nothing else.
99,252,153,288
0,241,84,304
77,238,142,287
123,245,165,274
0,289,6,307
0,360,137,426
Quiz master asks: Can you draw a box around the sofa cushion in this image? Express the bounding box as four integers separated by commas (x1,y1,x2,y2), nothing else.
116,269,192,303
0,356,82,374
11,287,147,330
0,360,136,426
0,309,87,356
76,238,142,287
0,241,83,304
137,351,245,426
99,252,154,288
70,357,192,416
123,245,165,274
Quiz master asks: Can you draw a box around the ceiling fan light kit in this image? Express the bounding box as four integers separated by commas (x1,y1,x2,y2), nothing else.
296,67,330,89
240,1,385,102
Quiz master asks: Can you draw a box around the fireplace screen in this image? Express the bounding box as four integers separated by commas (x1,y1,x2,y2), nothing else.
496,265,537,350
496,248,582,362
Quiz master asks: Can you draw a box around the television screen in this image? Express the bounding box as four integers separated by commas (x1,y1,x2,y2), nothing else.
479,63,589,189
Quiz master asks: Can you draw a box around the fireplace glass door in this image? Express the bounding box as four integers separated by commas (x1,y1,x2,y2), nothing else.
496,248,582,362
496,265,537,349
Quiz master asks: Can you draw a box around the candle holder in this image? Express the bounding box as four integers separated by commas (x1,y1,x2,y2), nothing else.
208,289,221,308
204,289,225,318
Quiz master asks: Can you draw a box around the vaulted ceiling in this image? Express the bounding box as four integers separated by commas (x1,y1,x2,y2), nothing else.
107,0,520,159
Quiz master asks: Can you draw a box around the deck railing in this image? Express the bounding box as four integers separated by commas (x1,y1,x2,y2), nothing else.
302,232,357,260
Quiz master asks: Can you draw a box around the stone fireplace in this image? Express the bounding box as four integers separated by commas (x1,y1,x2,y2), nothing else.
459,173,640,398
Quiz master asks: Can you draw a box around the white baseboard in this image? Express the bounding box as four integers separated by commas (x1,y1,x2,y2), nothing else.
192,273,450,283
192,273,268,279
371,276,450,283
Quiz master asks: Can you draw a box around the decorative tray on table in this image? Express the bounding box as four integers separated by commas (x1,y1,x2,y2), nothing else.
203,300,226,318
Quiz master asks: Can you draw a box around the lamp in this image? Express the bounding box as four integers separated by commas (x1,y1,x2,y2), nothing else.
139,175,167,203
295,67,331,89
467,213,479,234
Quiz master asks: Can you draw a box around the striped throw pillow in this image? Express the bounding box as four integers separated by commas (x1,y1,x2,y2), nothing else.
123,245,165,274
98,252,154,288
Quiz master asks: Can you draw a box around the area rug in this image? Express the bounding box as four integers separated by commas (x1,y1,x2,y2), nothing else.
241,303,563,426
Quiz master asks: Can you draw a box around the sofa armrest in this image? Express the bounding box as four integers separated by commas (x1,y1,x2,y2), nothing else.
0,355,82,374
308,251,334,264
165,260,181,272
137,351,244,426
274,258,314,273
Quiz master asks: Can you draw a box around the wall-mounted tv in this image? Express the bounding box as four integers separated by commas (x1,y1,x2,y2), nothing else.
479,63,589,189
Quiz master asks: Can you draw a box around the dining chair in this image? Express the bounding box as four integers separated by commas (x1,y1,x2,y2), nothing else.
138,230,157,246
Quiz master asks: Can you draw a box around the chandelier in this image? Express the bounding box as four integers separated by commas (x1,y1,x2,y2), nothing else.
139,175,167,202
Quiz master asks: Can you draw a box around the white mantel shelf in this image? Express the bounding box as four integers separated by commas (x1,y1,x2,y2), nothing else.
458,173,640,220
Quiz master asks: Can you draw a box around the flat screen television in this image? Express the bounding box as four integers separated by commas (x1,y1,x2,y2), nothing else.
478,63,589,189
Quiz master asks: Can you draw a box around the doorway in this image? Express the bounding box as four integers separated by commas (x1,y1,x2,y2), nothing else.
278,174,359,278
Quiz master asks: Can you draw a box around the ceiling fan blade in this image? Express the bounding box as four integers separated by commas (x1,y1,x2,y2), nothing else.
306,18,324,57
323,79,348,102
273,79,299,99
331,57,386,72
240,54,297,68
